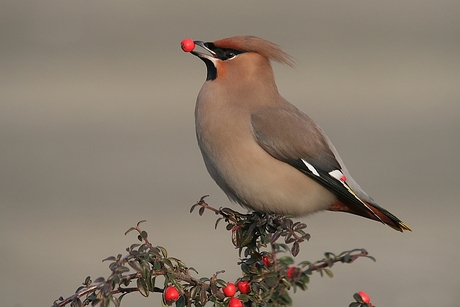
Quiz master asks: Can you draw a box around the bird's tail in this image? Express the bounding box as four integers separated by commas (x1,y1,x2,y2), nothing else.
364,202,412,232
328,200,412,232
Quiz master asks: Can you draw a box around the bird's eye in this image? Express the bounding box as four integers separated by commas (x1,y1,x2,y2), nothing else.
213,47,242,60
225,50,236,58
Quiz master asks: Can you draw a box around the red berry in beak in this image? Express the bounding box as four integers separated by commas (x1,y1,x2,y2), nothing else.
181,38,195,52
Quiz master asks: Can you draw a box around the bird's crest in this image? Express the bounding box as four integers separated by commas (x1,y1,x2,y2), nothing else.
213,36,295,67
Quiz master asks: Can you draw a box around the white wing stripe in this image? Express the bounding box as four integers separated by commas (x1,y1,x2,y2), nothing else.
301,159,320,176
328,169,347,182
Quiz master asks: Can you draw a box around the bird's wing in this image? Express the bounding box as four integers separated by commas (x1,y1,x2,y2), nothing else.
250,106,383,222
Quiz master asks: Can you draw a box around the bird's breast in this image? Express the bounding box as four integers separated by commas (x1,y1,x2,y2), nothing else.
195,95,335,216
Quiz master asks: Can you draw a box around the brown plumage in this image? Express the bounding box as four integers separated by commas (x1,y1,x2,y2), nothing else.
186,35,411,232
213,36,295,67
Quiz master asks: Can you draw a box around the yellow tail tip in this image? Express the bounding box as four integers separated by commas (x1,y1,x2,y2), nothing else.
388,221,412,232
399,222,412,232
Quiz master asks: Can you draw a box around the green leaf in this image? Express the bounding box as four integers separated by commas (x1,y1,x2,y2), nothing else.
199,286,207,304
84,276,92,285
324,268,333,278
130,243,140,250
171,278,182,291
158,246,168,258
239,231,254,247
90,298,101,307
216,279,227,287
276,243,291,253
291,242,300,257
293,222,307,231
117,293,128,306
237,294,250,301
296,280,307,291
147,276,156,290
70,298,83,307
94,277,105,283
279,292,292,306
215,217,223,229
353,292,364,302
75,286,85,293
114,266,130,274
128,260,143,272
124,227,136,235
137,278,149,297
176,295,186,307
190,285,200,299
241,263,250,274
102,256,117,262
173,257,188,268
140,260,151,280
279,256,294,266
263,276,279,288
190,204,198,213
153,261,162,271
140,230,148,239
270,231,281,243
300,273,310,284
163,258,174,269
366,255,376,262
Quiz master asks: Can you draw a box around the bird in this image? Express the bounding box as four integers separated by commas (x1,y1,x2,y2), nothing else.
182,35,411,232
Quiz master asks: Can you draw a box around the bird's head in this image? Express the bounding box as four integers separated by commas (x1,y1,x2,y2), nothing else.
182,36,294,81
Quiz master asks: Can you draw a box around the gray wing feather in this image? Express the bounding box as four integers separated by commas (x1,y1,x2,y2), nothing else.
251,105,377,206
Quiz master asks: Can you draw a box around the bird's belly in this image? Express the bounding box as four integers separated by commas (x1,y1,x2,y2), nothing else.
206,143,336,217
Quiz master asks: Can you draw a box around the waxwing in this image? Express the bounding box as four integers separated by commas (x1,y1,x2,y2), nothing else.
182,36,410,232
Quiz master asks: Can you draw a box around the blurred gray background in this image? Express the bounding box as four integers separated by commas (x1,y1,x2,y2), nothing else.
1,1,459,306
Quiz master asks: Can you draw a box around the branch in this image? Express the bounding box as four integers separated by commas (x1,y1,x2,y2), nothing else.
53,197,375,307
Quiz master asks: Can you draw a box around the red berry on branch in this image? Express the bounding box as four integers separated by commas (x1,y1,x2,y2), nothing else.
357,291,371,304
222,282,237,297
262,255,272,267
228,297,243,307
164,285,180,303
237,280,250,294
287,266,296,279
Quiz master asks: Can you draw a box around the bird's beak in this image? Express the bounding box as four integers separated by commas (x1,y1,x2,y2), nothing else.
191,41,218,61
